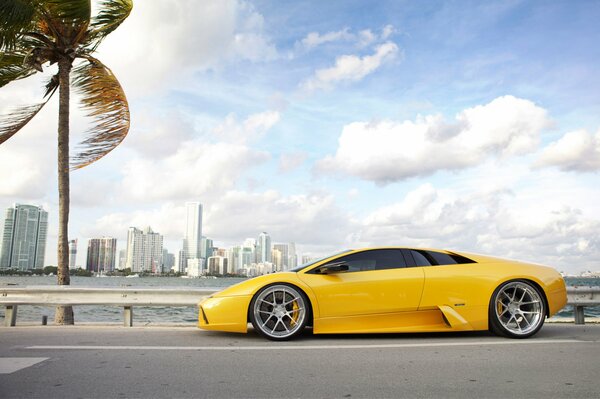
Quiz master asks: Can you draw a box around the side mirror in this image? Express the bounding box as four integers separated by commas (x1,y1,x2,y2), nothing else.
315,262,349,274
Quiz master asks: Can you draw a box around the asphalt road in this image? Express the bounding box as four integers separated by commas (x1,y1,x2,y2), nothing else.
0,324,599,398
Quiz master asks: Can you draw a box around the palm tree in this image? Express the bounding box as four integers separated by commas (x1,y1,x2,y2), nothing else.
0,0,133,324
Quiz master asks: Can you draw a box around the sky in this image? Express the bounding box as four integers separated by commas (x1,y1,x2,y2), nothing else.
1,0,600,274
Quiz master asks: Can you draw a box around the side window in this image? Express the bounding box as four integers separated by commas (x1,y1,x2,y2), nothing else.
410,250,432,266
317,249,407,273
425,251,458,265
416,250,476,266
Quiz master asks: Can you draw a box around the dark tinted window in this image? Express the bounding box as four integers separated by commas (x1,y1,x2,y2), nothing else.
315,249,407,273
410,250,432,266
426,251,458,265
410,250,475,266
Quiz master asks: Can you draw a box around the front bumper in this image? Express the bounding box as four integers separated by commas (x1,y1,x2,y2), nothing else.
198,295,252,333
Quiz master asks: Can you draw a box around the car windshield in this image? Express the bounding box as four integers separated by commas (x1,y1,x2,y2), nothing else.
290,250,353,272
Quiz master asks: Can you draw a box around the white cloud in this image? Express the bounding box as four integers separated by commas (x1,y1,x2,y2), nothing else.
357,29,377,47
299,25,396,50
316,95,550,183
0,81,59,200
122,109,195,158
212,110,280,144
278,151,307,173
119,141,269,203
204,190,355,250
360,184,600,273
82,202,186,241
301,42,399,92
535,128,600,171
97,0,277,94
381,24,395,40
300,28,353,49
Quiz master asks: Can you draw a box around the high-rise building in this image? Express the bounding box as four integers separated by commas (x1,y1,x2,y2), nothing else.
183,202,203,268
0,204,48,270
256,232,271,263
162,249,175,273
187,258,204,277
207,256,228,275
69,239,78,269
86,237,117,273
118,249,127,270
200,236,213,259
272,248,283,271
176,249,186,273
125,226,163,273
288,242,297,270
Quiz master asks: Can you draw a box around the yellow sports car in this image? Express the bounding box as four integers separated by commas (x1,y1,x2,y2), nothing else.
198,248,567,340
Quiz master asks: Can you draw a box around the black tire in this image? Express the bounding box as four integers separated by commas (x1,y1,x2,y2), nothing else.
249,284,310,341
489,279,546,338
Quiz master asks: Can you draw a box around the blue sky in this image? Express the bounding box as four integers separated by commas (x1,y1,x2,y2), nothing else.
1,0,599,273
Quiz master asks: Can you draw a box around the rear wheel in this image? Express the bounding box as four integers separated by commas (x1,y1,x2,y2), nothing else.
489,280,546,338
249,284,309,341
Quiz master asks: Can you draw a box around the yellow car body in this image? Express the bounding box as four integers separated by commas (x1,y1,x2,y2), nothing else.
198,248,566,339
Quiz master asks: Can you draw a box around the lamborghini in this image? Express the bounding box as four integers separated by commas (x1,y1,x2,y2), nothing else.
198,248,567,340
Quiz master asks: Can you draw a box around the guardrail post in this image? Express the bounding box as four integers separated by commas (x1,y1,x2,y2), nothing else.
124,306,133,327
5,305,18,327
574,305,585,325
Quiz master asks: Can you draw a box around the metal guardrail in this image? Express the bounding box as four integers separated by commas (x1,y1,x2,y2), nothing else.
1,286,598,327
0,286,218,327
567,286,600,325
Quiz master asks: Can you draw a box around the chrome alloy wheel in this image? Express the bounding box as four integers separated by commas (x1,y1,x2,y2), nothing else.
494,281,544,336
252,285,307,340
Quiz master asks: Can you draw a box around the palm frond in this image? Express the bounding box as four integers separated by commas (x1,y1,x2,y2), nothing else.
71,57,130,169
86,0,132,47
0,53,37,87
0,95,55,146
0,0,39,50
45,0,90,21
44,0,91,46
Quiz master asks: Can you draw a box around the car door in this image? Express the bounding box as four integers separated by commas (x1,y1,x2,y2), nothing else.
298,249,425,318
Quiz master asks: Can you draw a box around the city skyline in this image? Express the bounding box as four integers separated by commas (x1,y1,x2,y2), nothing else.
1,1,599,274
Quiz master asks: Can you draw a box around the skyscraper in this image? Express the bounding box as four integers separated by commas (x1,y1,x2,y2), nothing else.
183,202,203,267
0,204,48,270
69,239,78,269
256,232,272,263
162,249,175,272
86,237,117,273
125,227,163,273
288,242,297,269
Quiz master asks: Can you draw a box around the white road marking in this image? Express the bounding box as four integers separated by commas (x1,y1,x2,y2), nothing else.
0,358,48,374
26,339,588,351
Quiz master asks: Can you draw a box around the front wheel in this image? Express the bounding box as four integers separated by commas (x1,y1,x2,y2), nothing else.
489,280,546,338
249,284,309,341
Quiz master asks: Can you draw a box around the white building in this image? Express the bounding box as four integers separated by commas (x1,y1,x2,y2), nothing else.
0,204,48,270
272,247,283,272
256,232,271,263
125,227,163,273
183,202,203,269
68,239,77,269
176,249,186,273
187,258,204,277
118,249,127,270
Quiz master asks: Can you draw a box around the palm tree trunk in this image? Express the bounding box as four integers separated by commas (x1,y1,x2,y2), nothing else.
54,56,74,325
